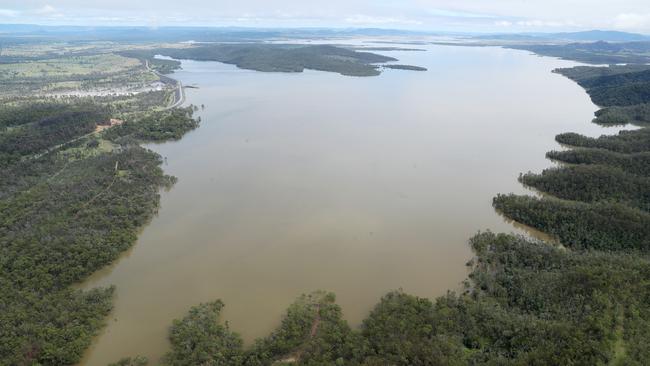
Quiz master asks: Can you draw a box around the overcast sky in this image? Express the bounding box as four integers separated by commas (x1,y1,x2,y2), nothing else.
1,0,650,33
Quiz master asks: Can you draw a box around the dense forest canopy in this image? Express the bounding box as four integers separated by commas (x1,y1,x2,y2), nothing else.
509,41,650,64
0,44,202,363
120,44,432,77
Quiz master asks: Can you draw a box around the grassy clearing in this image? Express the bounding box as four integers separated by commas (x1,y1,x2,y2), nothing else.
0,54,140,81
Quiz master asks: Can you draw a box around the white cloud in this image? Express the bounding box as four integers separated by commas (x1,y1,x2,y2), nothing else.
614,13,650,31
35,5,57,14
426,8,495,19
32,4,64,18
515,19,579,28
1,1,649,33
344,14,422,26
0,8,19,17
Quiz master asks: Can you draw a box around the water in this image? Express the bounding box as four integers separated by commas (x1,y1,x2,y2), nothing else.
80,44,625,365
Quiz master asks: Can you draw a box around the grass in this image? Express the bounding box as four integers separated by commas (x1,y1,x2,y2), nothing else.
0,50,167,97
609,311,627,366
0,54,140,81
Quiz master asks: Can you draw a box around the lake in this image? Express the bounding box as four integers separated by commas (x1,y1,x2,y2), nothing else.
80,43,625,365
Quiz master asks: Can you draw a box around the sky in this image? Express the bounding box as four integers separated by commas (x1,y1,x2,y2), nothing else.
1,0,650,34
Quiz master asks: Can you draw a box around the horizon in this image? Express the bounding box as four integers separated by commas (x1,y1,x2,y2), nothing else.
1,0,650,33
0,23,649,37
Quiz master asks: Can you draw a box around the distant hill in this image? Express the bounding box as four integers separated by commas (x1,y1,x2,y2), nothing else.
550,30,649,42
474,30,649,43
0,24,432,43
508,40,650,65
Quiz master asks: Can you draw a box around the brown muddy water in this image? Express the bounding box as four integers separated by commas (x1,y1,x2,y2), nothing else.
79,44,627,365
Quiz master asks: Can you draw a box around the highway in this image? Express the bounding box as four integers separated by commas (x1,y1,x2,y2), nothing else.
145,59,185,110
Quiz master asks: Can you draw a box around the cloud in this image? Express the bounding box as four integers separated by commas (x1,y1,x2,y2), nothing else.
0,8,19,17
492,17,580,30
515,19,579,28
33,4,63,18
1,1,648,33
427,8,496,19
614,13,650,31
344,14,422,26
35,5,57,14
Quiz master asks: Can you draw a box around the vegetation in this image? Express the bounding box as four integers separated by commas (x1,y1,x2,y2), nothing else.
0,40,201,364
130,44,399,77
104,107,199,142
148,58,182,75
163,301,244,366
0,103,109,166
555,64,650,106
244,292,358,365
161,231,650,365
0,146,179,364
554,64,650,81
509,41,650,64
519,165,650,212
492,62,650,254
108,356,149,366
117,50,182,75
0,117,199,364
0,51,164,98
547,148,650,177
0,54,140,82
160,292,358,366
591,103,650,125
382,64,428,71
556,129,650,153
493,194,650,250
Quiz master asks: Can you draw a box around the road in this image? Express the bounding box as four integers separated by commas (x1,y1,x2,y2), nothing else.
145,59,185,110
23,60,185,163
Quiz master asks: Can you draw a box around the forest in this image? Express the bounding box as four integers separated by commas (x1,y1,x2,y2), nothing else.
591,103,650,125
509,41,650,64
0,56,201,363
121,44,431,77
546,148,650,177
0,103,109,166
491,62,650,256
555,128,650,153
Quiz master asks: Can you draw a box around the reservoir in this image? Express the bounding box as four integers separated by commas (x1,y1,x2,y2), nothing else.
80,44,624,364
